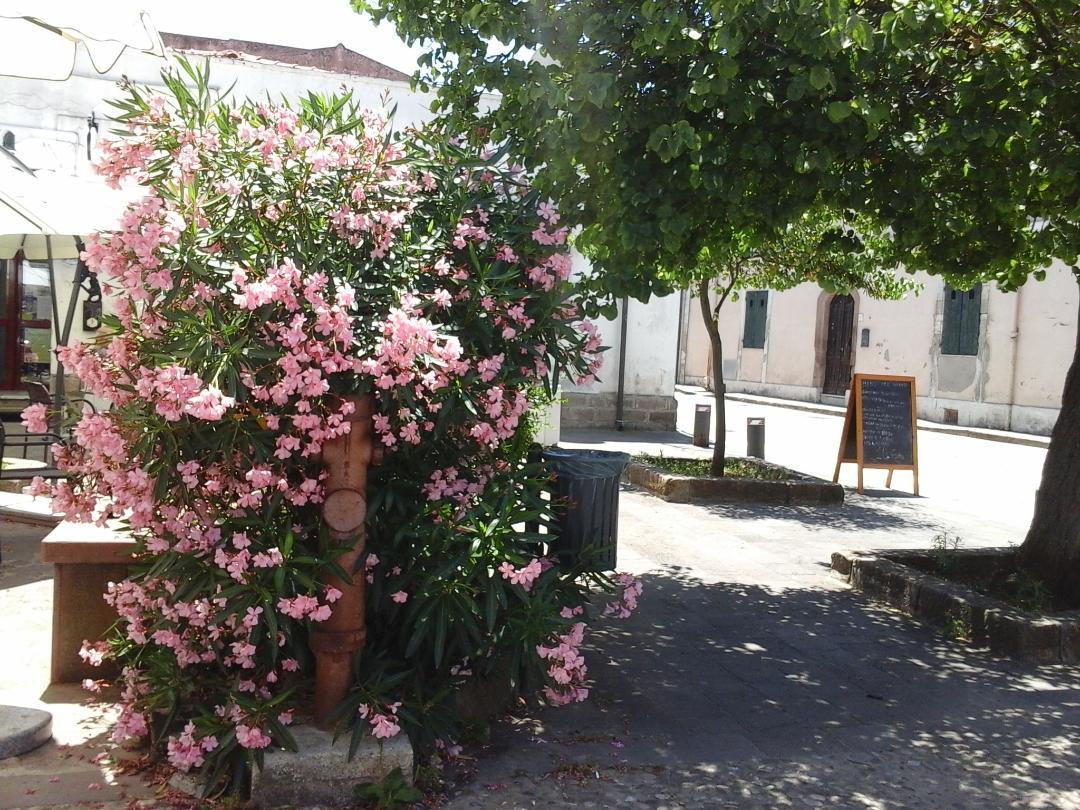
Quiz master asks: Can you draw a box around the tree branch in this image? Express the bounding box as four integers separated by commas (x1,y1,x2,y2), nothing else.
710,271,739,320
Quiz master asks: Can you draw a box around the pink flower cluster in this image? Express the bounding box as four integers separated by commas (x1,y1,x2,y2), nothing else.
358,701,402,740
20,402,50,434
81,193,182,306
277,594,333,622
94,138,155,187
498,558,545,592
134,364,235,422
603,573,644,619
166,721,219,771
422,464,500,507
536,622,589,705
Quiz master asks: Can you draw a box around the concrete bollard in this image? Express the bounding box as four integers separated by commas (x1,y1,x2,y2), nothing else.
693,403,711,448
746,417,765,459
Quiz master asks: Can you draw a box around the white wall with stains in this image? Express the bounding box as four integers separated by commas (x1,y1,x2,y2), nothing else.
681,261,1078,435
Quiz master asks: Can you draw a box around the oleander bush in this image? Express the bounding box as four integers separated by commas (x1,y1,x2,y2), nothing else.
30,60,641,793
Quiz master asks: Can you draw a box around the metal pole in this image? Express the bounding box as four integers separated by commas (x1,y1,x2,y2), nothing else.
44,235,67,436
48,240,88,436
614,296,629,431
60,256,87,349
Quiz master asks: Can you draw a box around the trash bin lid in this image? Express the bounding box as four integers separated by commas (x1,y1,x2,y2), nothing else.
542,447,631,478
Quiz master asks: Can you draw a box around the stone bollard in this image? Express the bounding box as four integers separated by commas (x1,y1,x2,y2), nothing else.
310,395,374,729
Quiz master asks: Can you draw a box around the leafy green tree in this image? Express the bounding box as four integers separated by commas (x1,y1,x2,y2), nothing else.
850,3,1080,598
358,0,1080,593
685,207,913,475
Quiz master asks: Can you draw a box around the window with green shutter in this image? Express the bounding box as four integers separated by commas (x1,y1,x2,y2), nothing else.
742,290,768,349
941,283,982,356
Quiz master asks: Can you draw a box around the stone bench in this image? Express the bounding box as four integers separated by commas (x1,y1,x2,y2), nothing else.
40,521,135,683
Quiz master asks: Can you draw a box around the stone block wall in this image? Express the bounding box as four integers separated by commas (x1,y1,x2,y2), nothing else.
561,392,677,431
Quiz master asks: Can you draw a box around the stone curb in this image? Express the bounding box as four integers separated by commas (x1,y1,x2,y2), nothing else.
831,549,1080,664
625,460,844,506
720,392,1050,449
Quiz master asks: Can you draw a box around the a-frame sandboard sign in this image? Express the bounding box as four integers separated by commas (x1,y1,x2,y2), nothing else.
833,373,919,495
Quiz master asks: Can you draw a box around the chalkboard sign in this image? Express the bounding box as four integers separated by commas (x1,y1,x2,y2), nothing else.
833,374,919,494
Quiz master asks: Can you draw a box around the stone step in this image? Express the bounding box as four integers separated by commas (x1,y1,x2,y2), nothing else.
0,706,52,760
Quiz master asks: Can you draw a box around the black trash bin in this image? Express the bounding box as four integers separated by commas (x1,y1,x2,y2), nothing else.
542,448,630,571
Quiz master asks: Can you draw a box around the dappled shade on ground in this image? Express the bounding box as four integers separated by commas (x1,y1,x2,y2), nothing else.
448,565,1080,808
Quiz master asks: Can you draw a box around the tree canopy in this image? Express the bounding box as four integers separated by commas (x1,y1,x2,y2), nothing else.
357,0,1080,596
358,0,1078,296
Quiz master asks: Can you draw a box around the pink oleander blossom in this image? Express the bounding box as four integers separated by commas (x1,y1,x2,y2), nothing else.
236,724,272,749
21,402,49,434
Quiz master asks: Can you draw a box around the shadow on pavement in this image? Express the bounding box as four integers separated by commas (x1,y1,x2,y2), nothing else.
699,493,944,533
455,566,1080,807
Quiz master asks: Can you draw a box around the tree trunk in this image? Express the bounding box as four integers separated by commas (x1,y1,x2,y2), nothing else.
698,281,727,477
1018,287,1080,602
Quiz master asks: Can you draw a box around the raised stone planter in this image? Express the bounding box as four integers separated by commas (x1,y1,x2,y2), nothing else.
625,459,844,506
41,520,136,682
832,548,1080,664
0,458,46,494
250,725,412,808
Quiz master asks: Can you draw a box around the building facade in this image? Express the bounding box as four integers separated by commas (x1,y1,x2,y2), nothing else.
0,30,680,429
679,262,1079,435
561,273,681,432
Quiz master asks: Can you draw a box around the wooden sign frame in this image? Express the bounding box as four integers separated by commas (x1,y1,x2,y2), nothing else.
832,373,919,495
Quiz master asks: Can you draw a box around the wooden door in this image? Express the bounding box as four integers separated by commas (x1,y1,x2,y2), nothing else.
823,294,854,395
0,256,53,390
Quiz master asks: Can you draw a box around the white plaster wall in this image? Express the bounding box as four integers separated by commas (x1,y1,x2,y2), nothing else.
1012,262,1078,408
681,288,746,388
681,291,712,386
854,276,936,391
0,47,435,177
760,284,819,388
622,293,680,397
564,248,679,398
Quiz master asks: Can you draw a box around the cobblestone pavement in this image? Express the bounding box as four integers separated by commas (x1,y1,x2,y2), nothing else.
445,403,1079,809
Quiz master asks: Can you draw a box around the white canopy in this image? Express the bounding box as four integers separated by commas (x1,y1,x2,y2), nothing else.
0,2,165,81
0,163,134,259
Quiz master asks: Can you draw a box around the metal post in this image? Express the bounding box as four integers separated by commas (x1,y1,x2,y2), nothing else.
615,296,629,431
311,395,374,729
44,235,66,436
52,247,89,436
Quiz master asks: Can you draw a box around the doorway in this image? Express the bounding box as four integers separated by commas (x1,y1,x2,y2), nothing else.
0,256,54,391
823,294,854,395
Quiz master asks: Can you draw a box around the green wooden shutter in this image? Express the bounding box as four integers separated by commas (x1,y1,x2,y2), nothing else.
941,283,981,356
743,291,768,349
958,284,982,355
941,287,962,354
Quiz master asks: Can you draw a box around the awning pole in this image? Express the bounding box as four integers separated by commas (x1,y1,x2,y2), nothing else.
44,234,66,435
60,244,86,349
54,241,90,436
45,235,60,345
